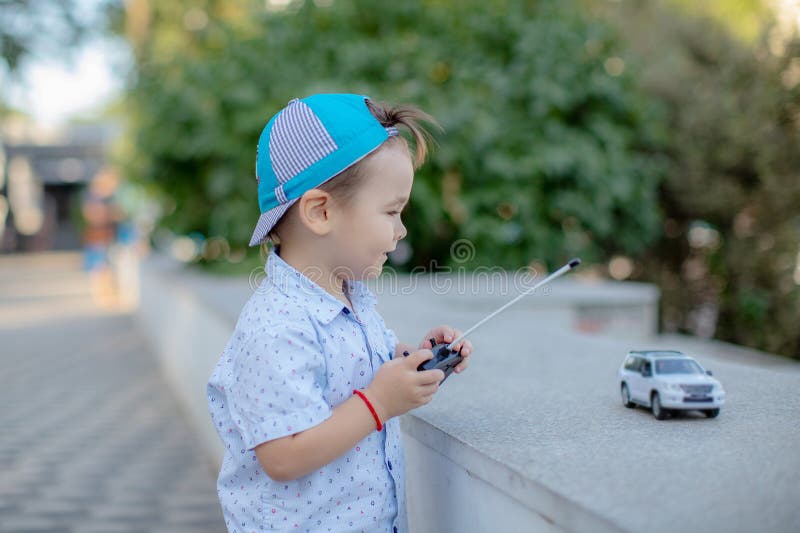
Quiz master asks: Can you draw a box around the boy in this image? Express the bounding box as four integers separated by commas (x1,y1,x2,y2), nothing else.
208,94,473,532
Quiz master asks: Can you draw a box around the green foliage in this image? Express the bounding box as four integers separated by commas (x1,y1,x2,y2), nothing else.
125,0,665,271
602,0,800,358
126,0,800,358
664,0,773,43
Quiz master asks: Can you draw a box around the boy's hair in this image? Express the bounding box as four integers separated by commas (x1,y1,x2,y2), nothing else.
262,100,439,252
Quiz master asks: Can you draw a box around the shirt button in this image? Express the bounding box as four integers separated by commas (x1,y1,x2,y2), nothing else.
342,307,350,315
387,460,393,470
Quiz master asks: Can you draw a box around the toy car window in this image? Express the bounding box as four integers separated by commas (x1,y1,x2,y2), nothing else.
642,361,651,374
624,356,639,371
654,359,703,375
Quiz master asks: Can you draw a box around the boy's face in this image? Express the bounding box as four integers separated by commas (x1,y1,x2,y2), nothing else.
332,143,413,280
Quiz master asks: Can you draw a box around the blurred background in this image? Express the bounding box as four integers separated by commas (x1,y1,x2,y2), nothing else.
1,0,798,354
1,2,799,531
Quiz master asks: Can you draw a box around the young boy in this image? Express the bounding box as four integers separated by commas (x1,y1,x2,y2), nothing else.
207,94,473,532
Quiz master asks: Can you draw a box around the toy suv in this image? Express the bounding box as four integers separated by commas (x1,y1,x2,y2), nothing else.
617,350,725,420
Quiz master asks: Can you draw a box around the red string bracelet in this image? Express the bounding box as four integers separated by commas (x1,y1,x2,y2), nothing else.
353,389,383,431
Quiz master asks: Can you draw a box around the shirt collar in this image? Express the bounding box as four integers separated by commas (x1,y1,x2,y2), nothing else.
265,248,377,324
347,278,378,310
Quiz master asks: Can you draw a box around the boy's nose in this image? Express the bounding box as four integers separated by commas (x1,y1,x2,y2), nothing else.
396,222,407,241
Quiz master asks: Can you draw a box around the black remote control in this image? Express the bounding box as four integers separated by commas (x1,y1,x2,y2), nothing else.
403,338,463,383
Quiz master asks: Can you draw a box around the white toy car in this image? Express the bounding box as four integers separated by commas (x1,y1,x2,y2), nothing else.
617,350,725,420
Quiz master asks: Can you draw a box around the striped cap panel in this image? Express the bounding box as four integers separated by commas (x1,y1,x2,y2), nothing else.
269,100,338,186
248,200,296,246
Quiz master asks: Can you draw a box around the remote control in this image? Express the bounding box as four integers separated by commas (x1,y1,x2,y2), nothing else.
402,338,463,383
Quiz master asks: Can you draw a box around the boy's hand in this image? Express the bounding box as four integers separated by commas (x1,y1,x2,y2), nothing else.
365,349,445,421
420,325,473,374
393,342,416,359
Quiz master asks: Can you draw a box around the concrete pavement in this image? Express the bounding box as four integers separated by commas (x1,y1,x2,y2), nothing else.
0,252,225,533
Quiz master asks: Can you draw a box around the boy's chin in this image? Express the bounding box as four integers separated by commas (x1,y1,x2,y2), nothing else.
358,262,385,280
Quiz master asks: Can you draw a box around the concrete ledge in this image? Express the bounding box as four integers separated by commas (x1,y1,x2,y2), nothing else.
137,254,230,461
401,416,623,533
136,253,800,533
371,272,660,339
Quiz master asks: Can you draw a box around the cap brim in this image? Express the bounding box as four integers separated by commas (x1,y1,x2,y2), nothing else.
248,199,298,247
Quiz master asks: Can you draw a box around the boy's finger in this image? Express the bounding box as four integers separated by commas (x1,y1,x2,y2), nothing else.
442,327,456,343
419,382,439,396
418,369,445,384
426,326,453,346
420,336,437,349
410,349,434,365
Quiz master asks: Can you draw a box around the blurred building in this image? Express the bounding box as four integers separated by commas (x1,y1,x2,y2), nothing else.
0,121,118,253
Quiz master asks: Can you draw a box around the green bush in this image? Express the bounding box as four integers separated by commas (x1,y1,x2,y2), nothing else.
602,1,800,358
125,0,664,272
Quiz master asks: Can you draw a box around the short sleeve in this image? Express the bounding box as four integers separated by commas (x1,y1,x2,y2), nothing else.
227,324,331,449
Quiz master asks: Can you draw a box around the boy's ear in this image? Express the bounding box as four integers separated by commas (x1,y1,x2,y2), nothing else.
297,189,333,237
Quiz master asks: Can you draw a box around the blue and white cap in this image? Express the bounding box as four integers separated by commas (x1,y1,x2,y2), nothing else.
249,93,399,247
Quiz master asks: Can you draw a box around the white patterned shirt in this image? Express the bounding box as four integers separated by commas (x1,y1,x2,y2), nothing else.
207,248,406,533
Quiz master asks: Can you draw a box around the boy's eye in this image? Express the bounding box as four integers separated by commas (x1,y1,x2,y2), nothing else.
387,211,400,216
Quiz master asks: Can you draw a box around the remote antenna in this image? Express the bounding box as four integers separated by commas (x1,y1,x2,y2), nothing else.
447,258,581,350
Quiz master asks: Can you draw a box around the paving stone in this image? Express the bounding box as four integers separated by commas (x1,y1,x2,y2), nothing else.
0,500,22,517
67,520,149,533
88,503,159,522
148,526,222,533
20,500,89,521
0,516,62,533
160,508,228,528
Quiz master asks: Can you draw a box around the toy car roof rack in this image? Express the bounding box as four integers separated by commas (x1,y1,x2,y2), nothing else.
629,350,687,357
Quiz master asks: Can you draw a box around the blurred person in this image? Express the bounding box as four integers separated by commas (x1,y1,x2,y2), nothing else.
207,94,474,532
81,168,123,307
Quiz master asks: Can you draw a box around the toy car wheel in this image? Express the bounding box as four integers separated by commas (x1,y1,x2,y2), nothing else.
621,383,635,408
704,409,720,418
651,392,669,420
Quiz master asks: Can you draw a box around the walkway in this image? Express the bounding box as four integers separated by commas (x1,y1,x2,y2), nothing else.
0,252,225,532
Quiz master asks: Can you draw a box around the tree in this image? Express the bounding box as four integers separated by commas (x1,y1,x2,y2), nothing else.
124,0,664,272
601,0,800,358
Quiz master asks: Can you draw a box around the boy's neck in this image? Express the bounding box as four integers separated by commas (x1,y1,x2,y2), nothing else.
275,244,353,310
